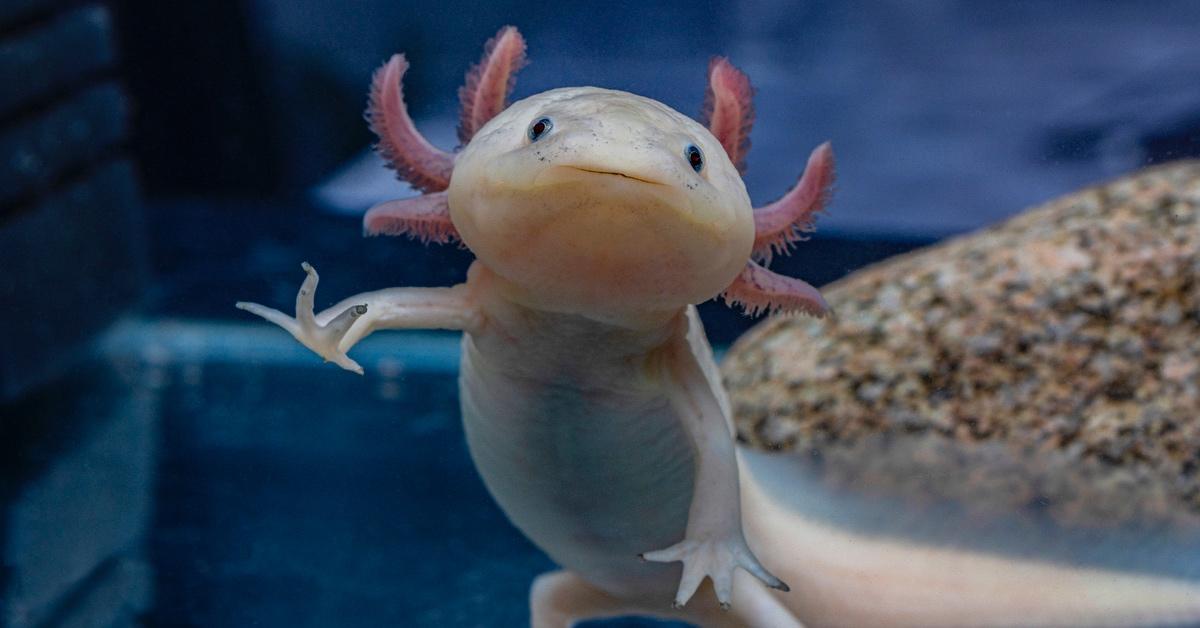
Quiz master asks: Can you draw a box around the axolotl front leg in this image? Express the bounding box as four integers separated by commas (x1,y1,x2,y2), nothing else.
236,262,480,373
640,317,788,608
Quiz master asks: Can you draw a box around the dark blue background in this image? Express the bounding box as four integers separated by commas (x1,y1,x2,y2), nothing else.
113,0,1200,339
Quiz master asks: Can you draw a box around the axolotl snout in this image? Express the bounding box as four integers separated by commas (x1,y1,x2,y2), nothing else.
238,27,1200,627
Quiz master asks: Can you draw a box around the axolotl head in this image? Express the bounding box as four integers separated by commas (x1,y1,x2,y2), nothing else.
364,26,834,323
448,87,754,317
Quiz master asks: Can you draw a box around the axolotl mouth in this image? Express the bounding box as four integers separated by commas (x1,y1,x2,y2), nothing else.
532,164,669,189
562,166,664,186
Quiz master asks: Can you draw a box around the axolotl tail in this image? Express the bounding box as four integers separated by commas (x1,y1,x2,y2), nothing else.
739,449,1200,628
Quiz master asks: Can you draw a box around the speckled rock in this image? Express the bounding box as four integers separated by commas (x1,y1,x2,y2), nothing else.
724,161,1200,532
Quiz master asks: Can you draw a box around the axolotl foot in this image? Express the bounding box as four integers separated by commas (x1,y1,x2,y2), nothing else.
641,533,788,610
236,262,368,374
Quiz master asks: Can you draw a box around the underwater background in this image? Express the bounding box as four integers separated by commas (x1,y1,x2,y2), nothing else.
2,0,1200,626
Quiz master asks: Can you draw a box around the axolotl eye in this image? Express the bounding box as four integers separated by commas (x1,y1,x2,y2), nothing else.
528,117,553,142
685,144,704,172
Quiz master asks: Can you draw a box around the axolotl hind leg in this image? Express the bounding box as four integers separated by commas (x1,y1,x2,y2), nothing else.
530,569,801,628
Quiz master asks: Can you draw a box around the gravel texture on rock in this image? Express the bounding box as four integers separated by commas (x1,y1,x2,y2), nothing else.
723,161,1200,532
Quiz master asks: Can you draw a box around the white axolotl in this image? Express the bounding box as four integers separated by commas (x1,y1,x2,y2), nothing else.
238,27,1200,628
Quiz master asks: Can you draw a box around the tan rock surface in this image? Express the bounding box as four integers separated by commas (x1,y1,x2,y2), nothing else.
724,161,1200,532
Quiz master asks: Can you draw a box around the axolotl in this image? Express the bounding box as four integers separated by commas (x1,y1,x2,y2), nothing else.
238,27,1200,627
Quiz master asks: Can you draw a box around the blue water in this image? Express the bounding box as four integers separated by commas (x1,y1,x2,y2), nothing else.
99,322,680,627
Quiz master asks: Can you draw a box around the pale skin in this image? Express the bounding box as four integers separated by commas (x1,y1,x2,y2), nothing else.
239,26,1200,627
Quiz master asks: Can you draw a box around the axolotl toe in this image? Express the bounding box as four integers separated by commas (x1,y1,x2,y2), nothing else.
237,26,1200,627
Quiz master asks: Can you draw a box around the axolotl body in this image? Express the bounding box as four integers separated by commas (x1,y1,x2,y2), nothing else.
238,27,1200,627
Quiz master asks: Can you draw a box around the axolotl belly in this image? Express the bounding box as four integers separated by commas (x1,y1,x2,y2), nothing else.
237,26,1200,628
459,274,697,600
